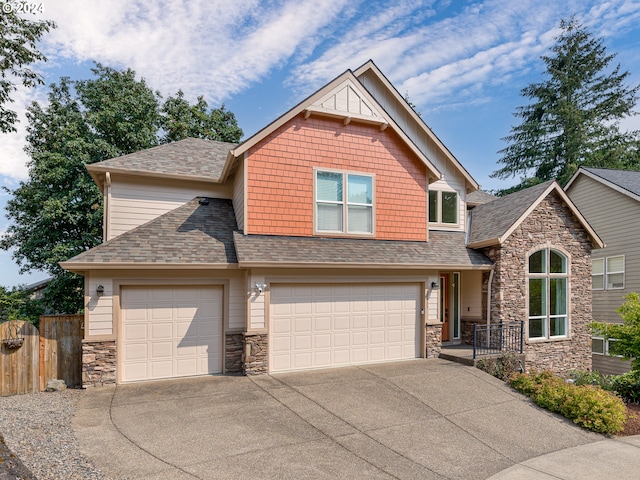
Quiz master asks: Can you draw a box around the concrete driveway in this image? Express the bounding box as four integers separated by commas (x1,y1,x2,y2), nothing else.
73,359,602,480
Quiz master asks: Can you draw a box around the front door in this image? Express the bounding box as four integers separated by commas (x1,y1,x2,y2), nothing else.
440,274,449,342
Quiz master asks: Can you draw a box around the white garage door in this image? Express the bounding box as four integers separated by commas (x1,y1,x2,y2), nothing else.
121,286,223,382
270,283,420,372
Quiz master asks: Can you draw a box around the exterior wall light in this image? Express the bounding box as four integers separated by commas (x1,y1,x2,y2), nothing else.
430,281,440,290
96,284,105,296
255,283,267,293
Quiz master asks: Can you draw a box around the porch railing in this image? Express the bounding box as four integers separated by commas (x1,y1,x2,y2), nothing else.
473,321,524,359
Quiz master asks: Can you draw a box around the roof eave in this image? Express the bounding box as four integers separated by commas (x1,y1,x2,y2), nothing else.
237,261,493,270
60,262,239,273
86,164,222,184
565,167,640,204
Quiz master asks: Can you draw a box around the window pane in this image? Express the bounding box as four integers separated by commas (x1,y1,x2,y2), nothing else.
592,274,604,290
550,316,566,336
529,278,546,316
607,256,624,273
592,258,604,275
607,272,624,289
347,205,372,233
550,278,567,315
317,203,343,231
441,192,457,224
347,175,372,204
592,338,604,354
529,318,544,338
529,250,545,273
428,190,438,223
550,250,567,273
317,171,343,201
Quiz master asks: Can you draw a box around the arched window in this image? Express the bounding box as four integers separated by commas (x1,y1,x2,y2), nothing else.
528,248,568,339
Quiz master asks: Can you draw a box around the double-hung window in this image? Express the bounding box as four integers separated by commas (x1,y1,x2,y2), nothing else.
528,248,568,340
592,256,625,290
316,170,373,234
428,190,458,225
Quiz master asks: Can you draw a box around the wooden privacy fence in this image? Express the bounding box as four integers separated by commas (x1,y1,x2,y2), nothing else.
0,315,83,396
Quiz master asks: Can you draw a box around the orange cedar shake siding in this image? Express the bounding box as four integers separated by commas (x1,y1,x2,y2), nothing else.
246,114,427,241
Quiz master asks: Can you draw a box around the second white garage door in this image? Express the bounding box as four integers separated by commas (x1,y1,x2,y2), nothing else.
270,283,420,372
121,286,223,382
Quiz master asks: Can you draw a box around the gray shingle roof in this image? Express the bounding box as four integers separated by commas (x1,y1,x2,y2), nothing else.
468,180,555,246
466,190,497,206
63,198,237,266
582,167,640,198
233,231,492,268
88,138,237,181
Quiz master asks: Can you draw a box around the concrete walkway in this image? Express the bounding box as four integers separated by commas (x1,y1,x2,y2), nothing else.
72,359,640,479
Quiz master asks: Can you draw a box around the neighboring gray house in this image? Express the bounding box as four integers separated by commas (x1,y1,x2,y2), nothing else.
565,167,639,375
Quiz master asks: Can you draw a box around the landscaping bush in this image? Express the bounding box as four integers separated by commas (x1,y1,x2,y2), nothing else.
567,370,613,390
475,352,523,381
609,371,640,403
509,371,627,434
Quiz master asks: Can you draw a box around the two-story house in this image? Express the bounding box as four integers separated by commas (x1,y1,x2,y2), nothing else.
61,61,603,386
565,167,639,374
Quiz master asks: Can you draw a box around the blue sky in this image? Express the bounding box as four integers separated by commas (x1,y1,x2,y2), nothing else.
1,0,640,287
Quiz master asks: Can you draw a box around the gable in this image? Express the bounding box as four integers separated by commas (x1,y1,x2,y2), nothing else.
244,113,428,241
468,181,603,249
305,78,386,125
222,67,440,183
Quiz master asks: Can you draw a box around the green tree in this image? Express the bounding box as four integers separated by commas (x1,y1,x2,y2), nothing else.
1,64,243,314
0,285,44,326
161,90,243,143
492,18,640,193
0,6,55,132
592,292,640,372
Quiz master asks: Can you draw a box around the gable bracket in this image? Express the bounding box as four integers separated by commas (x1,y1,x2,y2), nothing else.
303,106,388,128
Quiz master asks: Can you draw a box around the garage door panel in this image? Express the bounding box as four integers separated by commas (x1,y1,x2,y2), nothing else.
121,286,223,383
270,283,419,372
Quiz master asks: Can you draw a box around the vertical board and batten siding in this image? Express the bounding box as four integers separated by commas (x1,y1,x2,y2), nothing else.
461,270,483,319
39,315,84,390
567,175,640,323
108,178,232,240
357,70,468,232
232,158,245,233
0,321,39,396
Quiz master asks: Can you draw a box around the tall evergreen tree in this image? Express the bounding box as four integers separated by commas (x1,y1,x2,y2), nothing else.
491,18,640,193
1,64,243,313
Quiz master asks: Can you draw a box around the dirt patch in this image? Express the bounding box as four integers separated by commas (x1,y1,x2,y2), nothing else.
620,403,640,436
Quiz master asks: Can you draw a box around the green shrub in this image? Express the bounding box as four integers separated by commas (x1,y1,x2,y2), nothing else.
509,371,627,434
609,371,640,403
475,352,523,380
567,370,612,389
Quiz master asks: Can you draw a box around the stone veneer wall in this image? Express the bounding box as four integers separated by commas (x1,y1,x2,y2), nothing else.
426,324,442,358
243,333,268,375
225,333,243,374
482,192,593,374
82,340,116,387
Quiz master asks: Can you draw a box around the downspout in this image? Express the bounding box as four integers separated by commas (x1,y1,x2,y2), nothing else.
104,172,111,241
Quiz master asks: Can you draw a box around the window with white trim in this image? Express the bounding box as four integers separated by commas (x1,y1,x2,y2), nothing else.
316,170,373,234
592,256,625,290
528,248,568,340
428,190,458,225
592,336,623,357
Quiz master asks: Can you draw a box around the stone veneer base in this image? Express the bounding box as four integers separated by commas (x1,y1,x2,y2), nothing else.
82,339,117,388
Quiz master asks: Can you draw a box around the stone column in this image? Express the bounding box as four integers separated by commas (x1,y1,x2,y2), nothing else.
82,340,116,387
243,333,268,375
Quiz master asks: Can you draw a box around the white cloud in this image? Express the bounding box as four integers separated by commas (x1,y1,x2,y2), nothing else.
43,0,352,102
